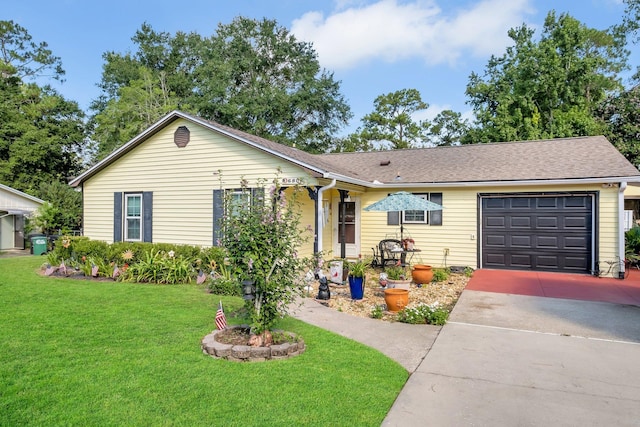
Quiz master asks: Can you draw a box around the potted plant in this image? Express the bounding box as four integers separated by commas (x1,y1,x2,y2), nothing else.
347,259,369,300
402,238,415,251
411,264,433,284
383,264,410,312
385,264,411,290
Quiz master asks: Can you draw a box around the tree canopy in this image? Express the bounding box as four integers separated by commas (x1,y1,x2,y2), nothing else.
91,18,352,157
0,20,86,196
351,88,430,150
464,11,628,143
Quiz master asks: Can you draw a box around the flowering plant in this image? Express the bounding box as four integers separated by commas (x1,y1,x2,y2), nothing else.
220,175,311,334
386,264,409,280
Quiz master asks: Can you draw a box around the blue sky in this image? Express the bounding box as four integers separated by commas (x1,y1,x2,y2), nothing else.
3,0,638,135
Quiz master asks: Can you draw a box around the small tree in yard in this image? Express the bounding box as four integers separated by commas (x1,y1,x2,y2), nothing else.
221,176,311,340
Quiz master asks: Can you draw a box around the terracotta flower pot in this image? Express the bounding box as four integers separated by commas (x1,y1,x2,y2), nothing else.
384,288,409,312
387,278,411,290
412,264,433,285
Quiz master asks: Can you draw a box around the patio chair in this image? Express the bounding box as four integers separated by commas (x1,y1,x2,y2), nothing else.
375,239,402,268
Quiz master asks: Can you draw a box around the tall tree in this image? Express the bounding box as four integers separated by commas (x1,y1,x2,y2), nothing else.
355,88,430,150
92,18,351,156
464,11,627,143
35,180,83,231
0,20,64,82
427,110,469,146
0,20,86,194
597,83,640,168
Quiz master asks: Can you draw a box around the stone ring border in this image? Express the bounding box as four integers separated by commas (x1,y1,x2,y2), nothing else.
201,325,306,362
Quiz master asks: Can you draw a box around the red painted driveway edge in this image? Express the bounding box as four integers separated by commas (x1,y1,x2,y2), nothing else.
466,269,640,306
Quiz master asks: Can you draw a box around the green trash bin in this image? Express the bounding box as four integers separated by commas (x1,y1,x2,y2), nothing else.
31,236,48,255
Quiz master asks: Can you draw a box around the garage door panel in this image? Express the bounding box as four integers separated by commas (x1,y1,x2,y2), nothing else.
485,199,507,209
536,216,559,228
485,216,506,228
510,254,533,267
536,256,560,268
510,216,531,228
564,197,590,208
511,198,532,208
564,216,588,229
510,235,531,247
537,198,558,208
486,234,506,246
537,236,559,248
485,253,506,266
482,195,593,273
564,236,588,249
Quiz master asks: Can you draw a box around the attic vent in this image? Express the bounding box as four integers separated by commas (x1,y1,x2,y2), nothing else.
380,160,391,166
174,126,190,148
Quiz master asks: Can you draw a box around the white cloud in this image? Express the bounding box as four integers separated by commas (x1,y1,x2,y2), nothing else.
291,0,535,70
412,103,450,123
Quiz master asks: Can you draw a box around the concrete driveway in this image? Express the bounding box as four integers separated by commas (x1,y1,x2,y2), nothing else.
383,271,640,426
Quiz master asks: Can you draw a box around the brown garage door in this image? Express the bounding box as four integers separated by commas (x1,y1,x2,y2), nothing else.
481,195,594,273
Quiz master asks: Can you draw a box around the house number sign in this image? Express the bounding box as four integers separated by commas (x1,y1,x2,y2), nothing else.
281,177,301,185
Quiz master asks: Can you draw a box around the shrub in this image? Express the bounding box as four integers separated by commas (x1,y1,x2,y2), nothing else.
370,305,384,319
397,303,449,325
45,236,234,285
221,176,311,334
431,268,450,282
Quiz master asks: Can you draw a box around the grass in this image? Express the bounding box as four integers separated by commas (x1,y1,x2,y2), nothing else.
0,256,408,426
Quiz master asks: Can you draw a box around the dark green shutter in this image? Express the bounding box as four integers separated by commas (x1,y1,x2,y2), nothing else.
387,211,400,225
142,192,153,242
213,189,224,246
430,193,443,226
114,192,122,242
386,193,400,225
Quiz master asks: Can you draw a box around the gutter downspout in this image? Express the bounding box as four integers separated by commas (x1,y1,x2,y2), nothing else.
619,182,627,277
316,179,336,255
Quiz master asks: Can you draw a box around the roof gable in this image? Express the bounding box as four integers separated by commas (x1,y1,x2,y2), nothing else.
0,183,44,209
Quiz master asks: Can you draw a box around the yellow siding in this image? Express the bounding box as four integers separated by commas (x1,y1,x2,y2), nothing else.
83,119,318,246
288,187,316,257
624,184,640,198
360,184,621,270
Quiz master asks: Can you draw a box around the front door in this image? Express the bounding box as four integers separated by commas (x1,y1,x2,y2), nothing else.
333,197,360,258
14,215,25,249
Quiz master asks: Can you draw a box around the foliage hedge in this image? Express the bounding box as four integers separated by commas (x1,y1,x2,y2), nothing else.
45,236,236,292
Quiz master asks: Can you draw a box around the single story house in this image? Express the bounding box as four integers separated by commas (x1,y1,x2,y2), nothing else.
70,111,640,276
0,183,44,250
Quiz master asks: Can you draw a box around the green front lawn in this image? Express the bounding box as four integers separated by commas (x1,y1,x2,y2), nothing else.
0,257,407,426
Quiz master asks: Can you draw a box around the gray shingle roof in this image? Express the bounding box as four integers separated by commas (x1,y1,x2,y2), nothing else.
208,115,640,184
316,136,640,184
70,111,640,187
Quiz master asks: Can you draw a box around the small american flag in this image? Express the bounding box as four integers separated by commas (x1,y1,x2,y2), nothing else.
112,264,120,279
59,261,67,275
215,301,227,330
91,264,99,277
44,264,55,276
196,269,206,285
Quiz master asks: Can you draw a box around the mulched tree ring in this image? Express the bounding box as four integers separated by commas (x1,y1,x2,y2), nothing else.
201,325,305,362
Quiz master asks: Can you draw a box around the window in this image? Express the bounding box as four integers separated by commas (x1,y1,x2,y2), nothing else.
404,194,428,223
402,193,443,225
228,189,251,217
114,191,152,243
125,194,142,241
213,188,264,246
